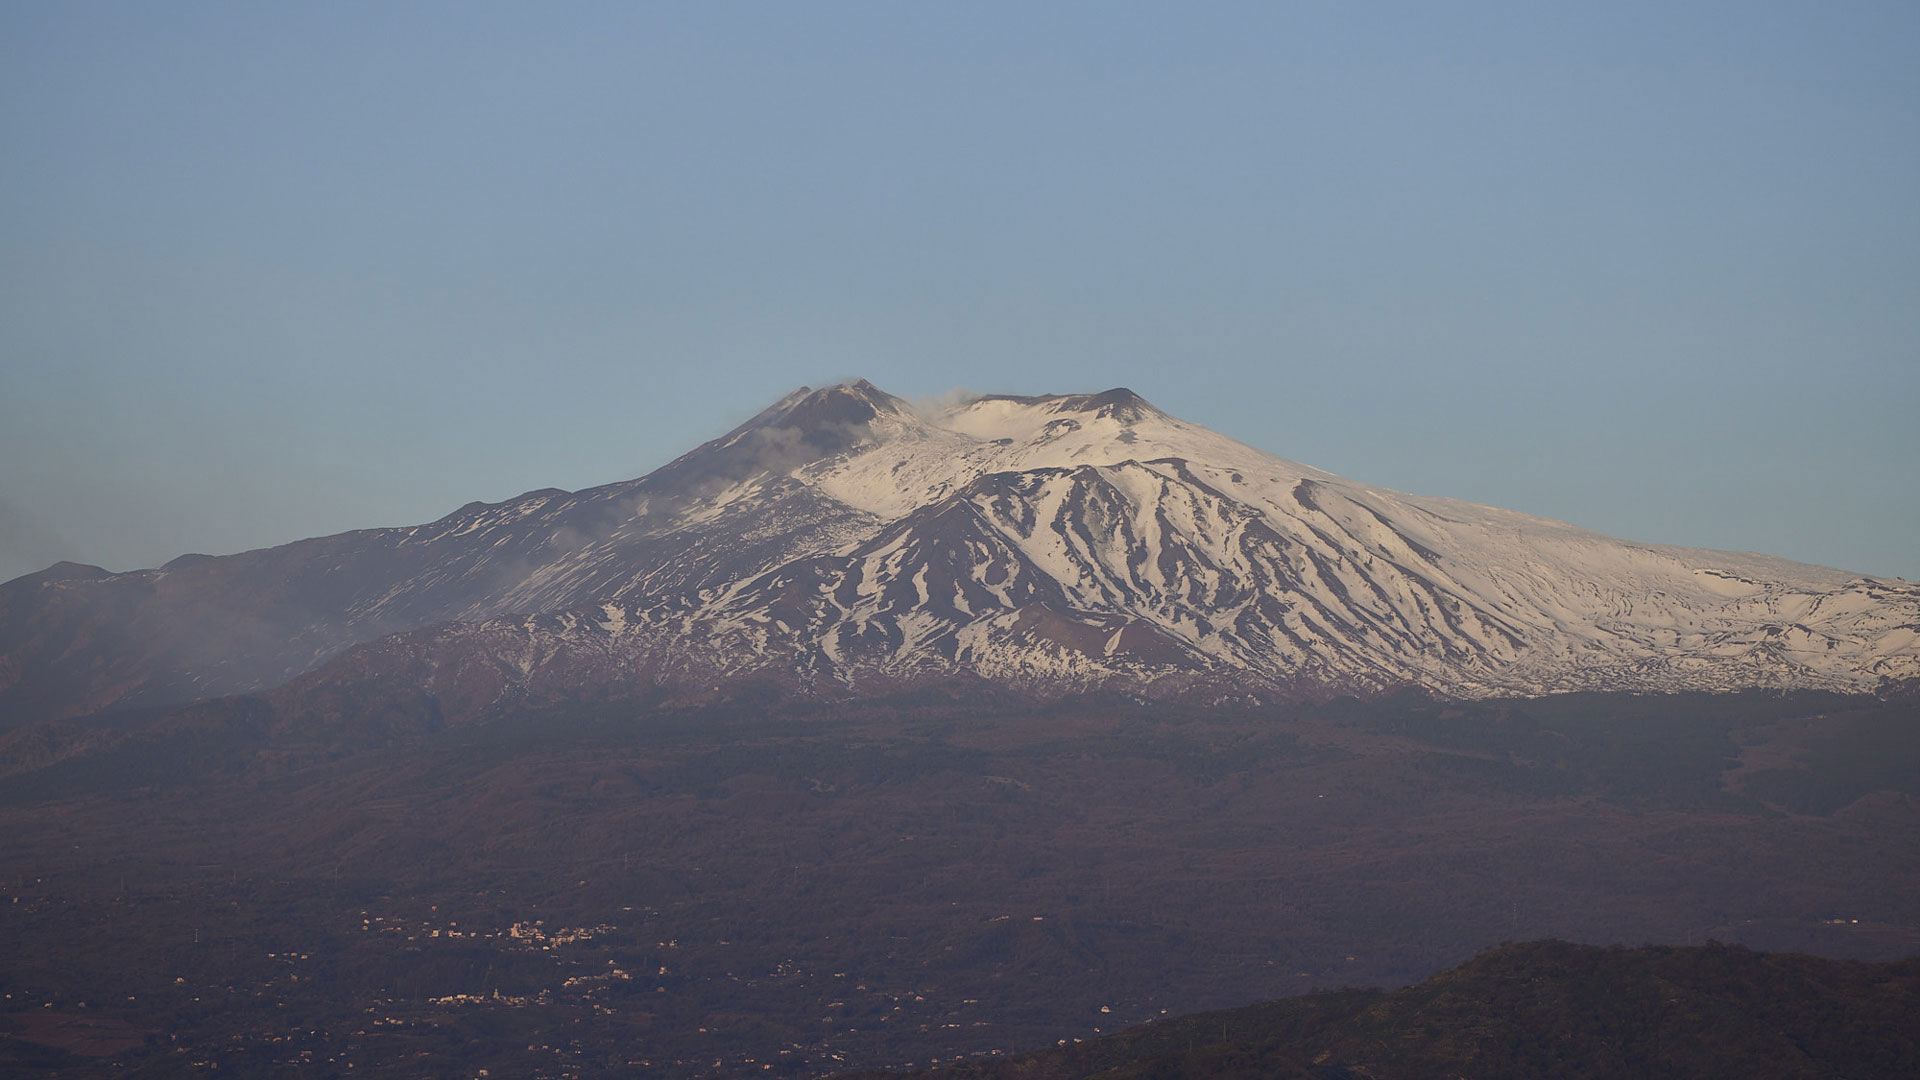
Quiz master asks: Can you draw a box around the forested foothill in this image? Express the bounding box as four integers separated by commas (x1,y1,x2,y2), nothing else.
846,939,1920,1080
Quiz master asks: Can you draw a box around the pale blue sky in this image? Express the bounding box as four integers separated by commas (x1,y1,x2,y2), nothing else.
3,2,1916,582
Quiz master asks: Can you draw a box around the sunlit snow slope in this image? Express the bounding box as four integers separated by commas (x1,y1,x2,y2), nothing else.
604,381,1914,697
3,380,1915,723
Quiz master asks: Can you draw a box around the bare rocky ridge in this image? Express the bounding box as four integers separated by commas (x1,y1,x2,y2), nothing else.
3,380,1915,726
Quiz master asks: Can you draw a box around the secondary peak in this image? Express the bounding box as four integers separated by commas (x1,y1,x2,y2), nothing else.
968,386,1162,424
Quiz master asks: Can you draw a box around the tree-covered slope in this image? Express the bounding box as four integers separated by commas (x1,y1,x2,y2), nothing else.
853,940,1920,1080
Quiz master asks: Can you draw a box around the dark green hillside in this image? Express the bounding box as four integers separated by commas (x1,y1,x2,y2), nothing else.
854,941,1920,1080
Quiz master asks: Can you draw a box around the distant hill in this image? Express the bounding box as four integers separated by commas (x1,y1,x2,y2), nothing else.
848,939,1920,1080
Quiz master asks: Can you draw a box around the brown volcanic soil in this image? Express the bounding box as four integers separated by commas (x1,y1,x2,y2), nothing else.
0,690,1916,1077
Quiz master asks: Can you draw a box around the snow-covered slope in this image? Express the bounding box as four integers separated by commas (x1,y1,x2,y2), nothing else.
3,380,1914,724
550,380,1914,700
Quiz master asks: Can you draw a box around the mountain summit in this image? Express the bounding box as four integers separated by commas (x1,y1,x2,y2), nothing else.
3,381,1915,726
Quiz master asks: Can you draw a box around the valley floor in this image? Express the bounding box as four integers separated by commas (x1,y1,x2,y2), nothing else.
1,690,1916,1077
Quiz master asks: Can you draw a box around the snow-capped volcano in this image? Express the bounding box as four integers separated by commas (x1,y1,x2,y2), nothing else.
611,379,1916,699
3,380,1915,725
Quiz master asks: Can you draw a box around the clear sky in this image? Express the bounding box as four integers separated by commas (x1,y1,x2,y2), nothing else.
3,2,1916,583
